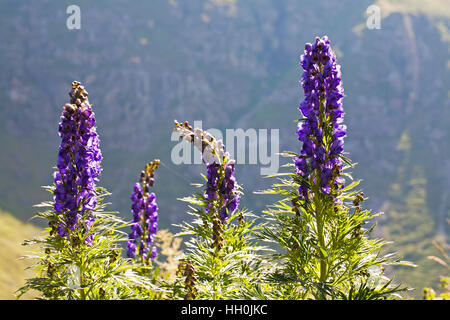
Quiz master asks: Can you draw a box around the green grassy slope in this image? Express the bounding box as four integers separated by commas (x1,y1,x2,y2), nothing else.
0,210,43,299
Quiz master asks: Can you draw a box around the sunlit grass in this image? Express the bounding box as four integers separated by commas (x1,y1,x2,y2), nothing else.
376,0,450,19
0,211,43,299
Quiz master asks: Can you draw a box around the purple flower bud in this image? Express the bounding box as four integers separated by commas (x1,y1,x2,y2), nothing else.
127,240,136,259
149,247,157,260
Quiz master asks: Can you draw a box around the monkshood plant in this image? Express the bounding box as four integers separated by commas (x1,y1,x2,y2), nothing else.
256,37,411,300
125,159,164,292
18,82,158,299
127,160,160,264
168,120,264,300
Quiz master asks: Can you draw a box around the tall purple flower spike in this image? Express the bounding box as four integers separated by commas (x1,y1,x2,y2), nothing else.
295,36,346,201
127,160,160,261
53,81,102,246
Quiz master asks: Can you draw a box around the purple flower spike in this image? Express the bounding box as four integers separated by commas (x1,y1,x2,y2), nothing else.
295,37,346,200
53,81,102,245
127,160,160,262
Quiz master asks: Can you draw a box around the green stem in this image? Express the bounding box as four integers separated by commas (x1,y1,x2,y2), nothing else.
79,258,86,300
317,213,328,283
312,176,328,285
212,266,218,300
316,70,328,284
317,116,327,282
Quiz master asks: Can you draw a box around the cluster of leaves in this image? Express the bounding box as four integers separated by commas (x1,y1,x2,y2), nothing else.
17,79,413,300
18,187,161,300
251,152,412,300
168,182,264,299
19,153,412,300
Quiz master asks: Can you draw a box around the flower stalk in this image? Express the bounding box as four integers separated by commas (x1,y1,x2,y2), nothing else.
127,159,160,264
53,81,102,246
257,36,409,299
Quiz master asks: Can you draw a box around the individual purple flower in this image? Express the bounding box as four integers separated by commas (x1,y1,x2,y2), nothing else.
218,160,240,222
127,160,160,262
53,81,102,245
295,36,346,201
205,163,220,202
84,215,96,246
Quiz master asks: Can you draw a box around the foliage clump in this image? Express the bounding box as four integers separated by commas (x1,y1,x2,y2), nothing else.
19,37,415,300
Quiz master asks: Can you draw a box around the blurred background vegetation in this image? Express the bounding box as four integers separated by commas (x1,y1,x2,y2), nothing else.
0,0,448,299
